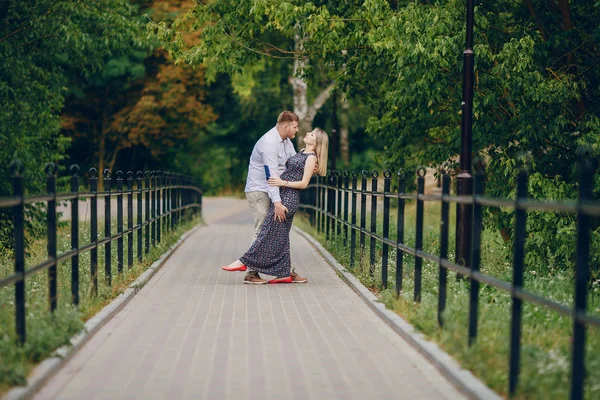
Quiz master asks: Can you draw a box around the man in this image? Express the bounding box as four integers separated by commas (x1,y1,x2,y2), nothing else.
222,111,308,284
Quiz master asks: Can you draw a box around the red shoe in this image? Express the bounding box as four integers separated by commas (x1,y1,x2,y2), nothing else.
268,276,293,284
222,264,247,272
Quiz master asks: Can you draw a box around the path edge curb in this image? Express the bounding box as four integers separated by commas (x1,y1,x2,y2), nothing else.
293,226,502,400
3,223,205,400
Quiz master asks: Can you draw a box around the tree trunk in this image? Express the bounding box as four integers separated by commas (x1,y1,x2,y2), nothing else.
289,33,335,146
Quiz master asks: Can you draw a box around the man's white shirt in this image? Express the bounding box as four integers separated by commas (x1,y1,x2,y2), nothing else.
245,126,296,203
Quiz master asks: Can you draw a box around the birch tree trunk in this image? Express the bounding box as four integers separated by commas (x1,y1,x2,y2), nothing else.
289,34,334,147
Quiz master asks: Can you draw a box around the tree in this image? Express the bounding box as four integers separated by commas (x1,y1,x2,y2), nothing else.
61,0,217,180
0,0,144,246
148,0,342,145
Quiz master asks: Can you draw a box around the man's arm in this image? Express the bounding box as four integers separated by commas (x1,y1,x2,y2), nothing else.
262,140,288,221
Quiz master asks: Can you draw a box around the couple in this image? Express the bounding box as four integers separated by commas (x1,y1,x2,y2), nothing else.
222,111,329,284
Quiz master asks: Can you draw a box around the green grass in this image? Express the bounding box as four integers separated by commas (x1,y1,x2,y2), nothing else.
0,212,202,394
296,202,600,400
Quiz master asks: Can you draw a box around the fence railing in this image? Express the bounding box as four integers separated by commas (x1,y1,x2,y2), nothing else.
0,161,202,344
299,162,600,400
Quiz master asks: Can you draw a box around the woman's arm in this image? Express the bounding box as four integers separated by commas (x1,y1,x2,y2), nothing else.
268,156,317,189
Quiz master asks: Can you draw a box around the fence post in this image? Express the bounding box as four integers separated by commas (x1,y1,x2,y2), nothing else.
70,165,80,305
127,171,134,269
164,172,170,233
326,171,332,240
509,170,528,396
104,169,112,286
116,171,124,274
360,171,368,259
315,176,320,232
336,171,343,236
320,175,326,233
151,171,156,247
343,171,350,246
11,160,26,343
369,171,379,276
162,171,168,234
570,161,594,400
44,162,58,311
136,171,143,262
382,170,391,289
396,169,407,296
89,168,98,296
414,168,425,302
45,163,58,312
157,171,162,244
350,171,358,269
145,171,150,254
468,166,485,345
438,173,450,326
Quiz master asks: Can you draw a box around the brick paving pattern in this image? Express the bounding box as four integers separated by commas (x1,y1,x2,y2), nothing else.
34,197,465,400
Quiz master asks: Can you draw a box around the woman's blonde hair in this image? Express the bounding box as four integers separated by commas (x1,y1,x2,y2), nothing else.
312,128,329,176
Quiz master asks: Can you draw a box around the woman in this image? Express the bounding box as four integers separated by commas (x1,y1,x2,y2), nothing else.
222,128,329,284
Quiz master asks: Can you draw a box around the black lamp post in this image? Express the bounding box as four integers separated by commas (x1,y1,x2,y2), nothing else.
455,0,474,271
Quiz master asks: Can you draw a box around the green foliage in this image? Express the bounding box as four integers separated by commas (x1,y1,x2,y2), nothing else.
154,0,600,271
0,0,144,194
0,0,144,247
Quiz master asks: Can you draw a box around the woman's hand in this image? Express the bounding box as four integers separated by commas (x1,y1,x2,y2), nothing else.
268,176,285,187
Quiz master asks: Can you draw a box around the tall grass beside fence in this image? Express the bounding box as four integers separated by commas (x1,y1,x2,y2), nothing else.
296,202,600,400
0,212,202,393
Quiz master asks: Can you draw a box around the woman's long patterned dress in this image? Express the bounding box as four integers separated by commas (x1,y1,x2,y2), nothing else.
240,151,314,277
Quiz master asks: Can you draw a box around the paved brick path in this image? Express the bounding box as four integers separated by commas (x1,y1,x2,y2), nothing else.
34,197,465,400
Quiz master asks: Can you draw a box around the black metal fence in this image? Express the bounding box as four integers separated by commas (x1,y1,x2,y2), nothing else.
0,161,202,344
299,162,600,400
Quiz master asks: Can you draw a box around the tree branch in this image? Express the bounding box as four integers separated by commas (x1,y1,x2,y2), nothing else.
307,82,335,121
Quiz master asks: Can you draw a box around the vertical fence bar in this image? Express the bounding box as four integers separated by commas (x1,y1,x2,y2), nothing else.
70,165,80,305
360,171,368,256
310,175,319,227
320,176,326,233
468,167,484,345
163,172,168,234
326,172,332,240
343,171,349,246
337,171,342,236
396,170,406,296
145,171,150,254
157,172,162,244
438,174,450,326
509,170,528,396
89,168,98,296
45,163,58,311
136,171,143,262
382,170,391,288
116,171,124,274
12,161,26,343
350,172,358,269
570,161,594,400
104,170,112,286
369,171,379,276
127,172,134,269
151,171,156,247
315,176,321,232
165,172,170,233
171,174,176,230
414,168,425,302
